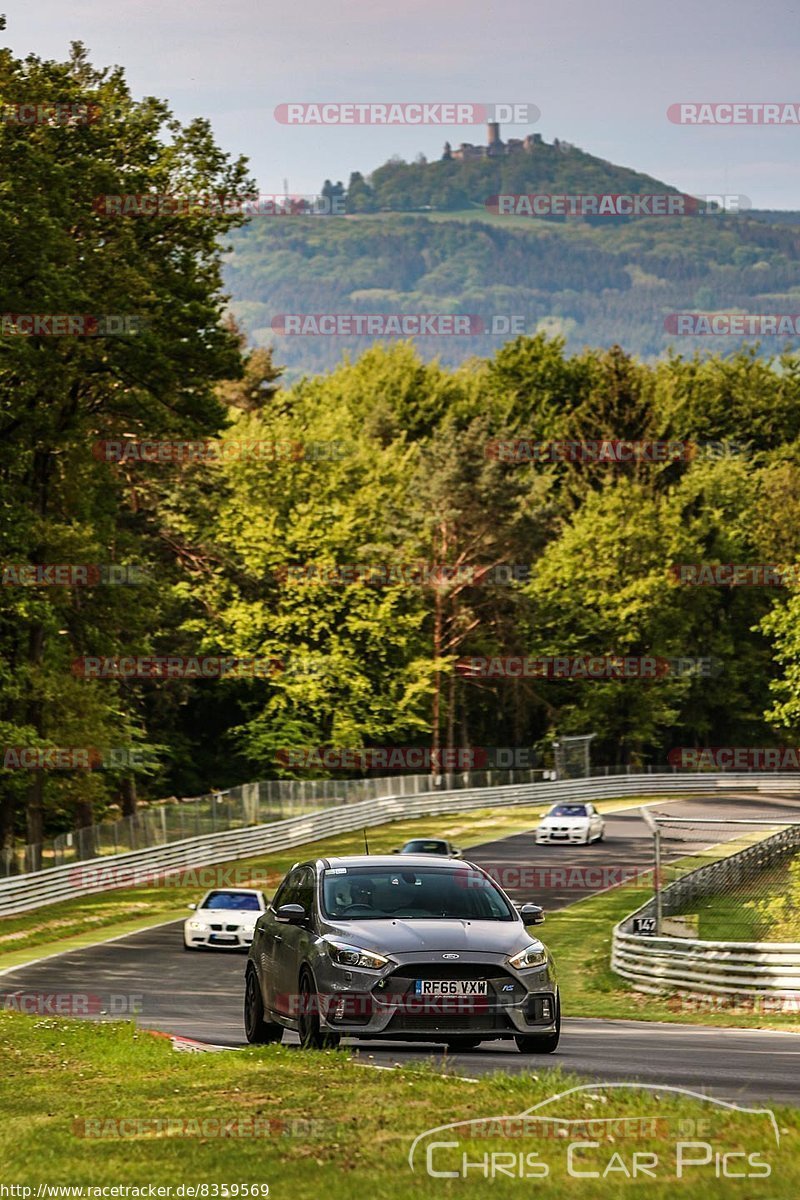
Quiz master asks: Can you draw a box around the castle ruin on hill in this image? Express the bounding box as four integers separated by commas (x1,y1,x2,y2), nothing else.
442,123,571,161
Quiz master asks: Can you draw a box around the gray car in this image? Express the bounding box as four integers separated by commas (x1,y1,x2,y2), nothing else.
244,854,560,1054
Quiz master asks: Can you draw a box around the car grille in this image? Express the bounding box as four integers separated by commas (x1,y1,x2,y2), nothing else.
387,1013,508,1034
388,963,516,983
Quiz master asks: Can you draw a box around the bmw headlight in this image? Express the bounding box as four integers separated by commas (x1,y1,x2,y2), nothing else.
325,940,389,969
187,920,207,931
509,942,548,969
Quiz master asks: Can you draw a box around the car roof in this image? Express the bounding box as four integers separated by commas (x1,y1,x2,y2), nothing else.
315,854,466,870
402,837,448,844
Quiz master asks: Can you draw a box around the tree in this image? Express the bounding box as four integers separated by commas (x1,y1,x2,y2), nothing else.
0,39,251,861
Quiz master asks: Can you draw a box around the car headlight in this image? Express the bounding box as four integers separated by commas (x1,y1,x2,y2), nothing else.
509,942,548,969
325,941,389,969
187,920,207,931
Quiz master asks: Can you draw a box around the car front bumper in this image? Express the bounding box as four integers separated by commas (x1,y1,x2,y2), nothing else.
185,925,255,949
535,828,590,843
309,949,559,1040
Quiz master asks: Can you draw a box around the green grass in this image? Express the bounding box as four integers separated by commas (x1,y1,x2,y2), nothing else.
0,796,652,972
1,1012,797,1197
693,860,797,942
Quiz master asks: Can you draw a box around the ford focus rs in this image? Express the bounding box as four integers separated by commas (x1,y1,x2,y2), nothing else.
244,855,560,1053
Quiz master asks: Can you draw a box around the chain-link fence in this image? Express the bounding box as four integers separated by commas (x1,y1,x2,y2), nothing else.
635,809,800,941
2,765,547,877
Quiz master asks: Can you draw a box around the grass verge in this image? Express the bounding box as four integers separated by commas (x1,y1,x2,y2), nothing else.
1,1012,797,1197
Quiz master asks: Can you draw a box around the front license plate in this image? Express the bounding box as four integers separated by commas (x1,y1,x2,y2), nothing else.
210,934,237,943
414,980,488,996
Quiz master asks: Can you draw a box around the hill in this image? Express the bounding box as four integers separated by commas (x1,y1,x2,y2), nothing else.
223,132,800,377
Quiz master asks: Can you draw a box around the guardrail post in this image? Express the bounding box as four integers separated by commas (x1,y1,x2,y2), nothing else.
640,807,663,934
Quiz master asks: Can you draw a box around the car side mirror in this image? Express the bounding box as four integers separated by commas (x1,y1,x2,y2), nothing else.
520,903,545,925
276,903,307,925
187,903,197,910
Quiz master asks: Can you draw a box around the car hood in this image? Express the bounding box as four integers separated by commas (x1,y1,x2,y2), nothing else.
321,917,535,957
539,816,589,826
196,909,261,920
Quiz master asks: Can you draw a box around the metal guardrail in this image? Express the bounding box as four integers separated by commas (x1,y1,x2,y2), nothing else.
612,823,800,997
1,770,798,918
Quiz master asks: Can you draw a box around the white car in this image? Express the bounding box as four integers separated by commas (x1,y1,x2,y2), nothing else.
184,887,267,951
535,803,605,845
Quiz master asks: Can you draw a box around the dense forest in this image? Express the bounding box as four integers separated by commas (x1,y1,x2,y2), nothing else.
5,43,800,855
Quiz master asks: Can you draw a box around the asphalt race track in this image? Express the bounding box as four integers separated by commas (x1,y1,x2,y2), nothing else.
3,794,799,1105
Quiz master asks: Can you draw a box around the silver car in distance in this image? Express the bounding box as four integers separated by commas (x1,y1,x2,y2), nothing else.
244,855,559,1054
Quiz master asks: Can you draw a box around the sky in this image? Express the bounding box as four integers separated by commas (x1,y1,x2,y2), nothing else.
5,0,800,208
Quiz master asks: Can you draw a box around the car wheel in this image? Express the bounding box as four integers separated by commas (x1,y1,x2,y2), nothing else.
244,967,283,1045
297,971,340,1051
515,995,561,1055
597,828,605,842
445,1037,483,1051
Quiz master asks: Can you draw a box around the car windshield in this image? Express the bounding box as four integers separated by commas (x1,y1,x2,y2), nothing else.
201,891,261,911
549,804,588,817
321,867,514,921
401,840,447,853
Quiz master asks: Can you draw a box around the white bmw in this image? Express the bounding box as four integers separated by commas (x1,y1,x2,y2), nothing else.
535,802,605,846
184,887,267,951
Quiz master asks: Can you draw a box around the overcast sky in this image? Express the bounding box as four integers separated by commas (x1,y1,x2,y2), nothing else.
6,0,800,208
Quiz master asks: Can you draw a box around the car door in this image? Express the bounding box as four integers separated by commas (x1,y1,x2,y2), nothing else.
253,874,294,1013
272,866,316,1019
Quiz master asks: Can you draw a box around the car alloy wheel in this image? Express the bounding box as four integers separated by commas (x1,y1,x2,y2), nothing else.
298,971,340,1050
244,967,283,1045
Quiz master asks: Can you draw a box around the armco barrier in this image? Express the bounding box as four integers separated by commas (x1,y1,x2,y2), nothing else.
612,823,800,998
1,771,798,917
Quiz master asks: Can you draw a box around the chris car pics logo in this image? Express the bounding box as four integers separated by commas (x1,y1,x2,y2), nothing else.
409,1083,779,1181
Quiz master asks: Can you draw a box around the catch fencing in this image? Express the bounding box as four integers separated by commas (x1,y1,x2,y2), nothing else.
1,770,798,916
612,822,800,998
